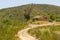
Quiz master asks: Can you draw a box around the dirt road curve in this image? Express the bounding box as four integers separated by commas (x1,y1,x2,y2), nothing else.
18,23,54,40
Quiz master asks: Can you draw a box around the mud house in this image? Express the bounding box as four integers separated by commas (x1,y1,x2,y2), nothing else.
30,15,50,24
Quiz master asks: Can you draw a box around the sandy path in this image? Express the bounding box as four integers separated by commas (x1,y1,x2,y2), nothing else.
18,23,54,40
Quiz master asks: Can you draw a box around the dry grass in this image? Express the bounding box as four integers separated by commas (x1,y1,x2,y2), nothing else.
28,25,60,40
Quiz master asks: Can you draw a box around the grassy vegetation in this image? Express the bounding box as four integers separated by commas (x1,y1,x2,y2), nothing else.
0,4,60,40
0,4,60,21
28,25,60,40
0,18,27,40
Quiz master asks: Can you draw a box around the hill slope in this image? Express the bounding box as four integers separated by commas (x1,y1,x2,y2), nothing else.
0,4,60,40
0,4,60,22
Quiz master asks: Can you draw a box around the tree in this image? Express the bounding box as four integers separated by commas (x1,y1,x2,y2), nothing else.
50,14,56,21
24,12,30,21
24,4,34,21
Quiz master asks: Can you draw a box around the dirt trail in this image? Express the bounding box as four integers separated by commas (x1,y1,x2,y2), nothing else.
18,23,54,40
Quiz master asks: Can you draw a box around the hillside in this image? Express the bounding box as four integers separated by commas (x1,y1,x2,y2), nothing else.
0,4,60,22
0,4,60,40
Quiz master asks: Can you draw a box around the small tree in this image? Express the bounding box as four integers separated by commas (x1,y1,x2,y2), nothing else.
2,18,10,25
24,13,30,21
24,4,34,21
50,15,56,21
48,13,56,22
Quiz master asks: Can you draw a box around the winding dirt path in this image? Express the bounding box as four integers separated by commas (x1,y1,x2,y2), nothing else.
18,23,54,40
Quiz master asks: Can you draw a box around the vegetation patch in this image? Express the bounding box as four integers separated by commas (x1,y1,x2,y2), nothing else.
0,4,60,40
0,19,27,40
28,25,60,40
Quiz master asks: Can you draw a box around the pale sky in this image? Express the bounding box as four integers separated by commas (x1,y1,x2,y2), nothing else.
0,0,60,9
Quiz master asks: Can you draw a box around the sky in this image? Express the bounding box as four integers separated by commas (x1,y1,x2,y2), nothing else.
0,0,60,9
